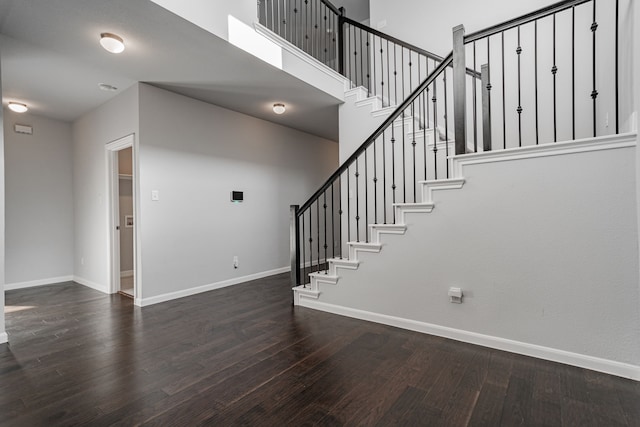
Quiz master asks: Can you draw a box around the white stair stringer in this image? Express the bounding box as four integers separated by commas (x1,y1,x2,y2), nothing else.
294,178,466,303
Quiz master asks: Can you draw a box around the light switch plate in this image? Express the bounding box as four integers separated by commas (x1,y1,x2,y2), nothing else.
151,190,159,201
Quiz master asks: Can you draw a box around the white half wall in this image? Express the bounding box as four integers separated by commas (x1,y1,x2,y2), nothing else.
71,85,140,293
303,139,640,376
137,83,338,302
4,111,74,287
149,0,257,41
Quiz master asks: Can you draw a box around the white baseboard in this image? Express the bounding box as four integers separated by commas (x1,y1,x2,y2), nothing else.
73,276,110,294
120,270,134,278
297,299,640,381
0,332,8,344
137,267,290,307
4,275,74,291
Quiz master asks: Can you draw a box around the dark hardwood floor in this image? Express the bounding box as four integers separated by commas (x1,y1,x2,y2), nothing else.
1,274,639,426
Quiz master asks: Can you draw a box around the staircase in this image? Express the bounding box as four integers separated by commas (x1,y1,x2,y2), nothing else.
263,0,639,380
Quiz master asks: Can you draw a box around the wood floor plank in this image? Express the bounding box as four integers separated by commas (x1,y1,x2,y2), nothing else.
1,275,639,426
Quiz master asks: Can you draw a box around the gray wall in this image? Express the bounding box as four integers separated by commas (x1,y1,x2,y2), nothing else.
138,83,338,301
72,84,140,292
4,111,74,286
334,0,369,23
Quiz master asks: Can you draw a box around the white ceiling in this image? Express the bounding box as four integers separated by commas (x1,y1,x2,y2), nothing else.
0,0,341,140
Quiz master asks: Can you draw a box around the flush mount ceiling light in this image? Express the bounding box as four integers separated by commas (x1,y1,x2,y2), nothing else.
100,33,125,54
8,102,28,113
273,103,286,114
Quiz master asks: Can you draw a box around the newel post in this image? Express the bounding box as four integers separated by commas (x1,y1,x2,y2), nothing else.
452,24,467,155
289,205,300,290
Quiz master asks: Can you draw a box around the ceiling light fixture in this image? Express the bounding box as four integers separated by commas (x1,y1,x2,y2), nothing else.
273,103,286,114
8,102,28,113
100,33,125,54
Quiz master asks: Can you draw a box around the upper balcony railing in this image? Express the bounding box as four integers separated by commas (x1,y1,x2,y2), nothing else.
258,0,446,107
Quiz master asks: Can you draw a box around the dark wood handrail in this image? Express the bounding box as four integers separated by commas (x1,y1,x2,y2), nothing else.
341,16,445,63
320,0,341,16
464,0,592,43
297,52,454,215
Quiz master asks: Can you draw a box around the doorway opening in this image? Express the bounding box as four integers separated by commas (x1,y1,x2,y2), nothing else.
106,135,139,303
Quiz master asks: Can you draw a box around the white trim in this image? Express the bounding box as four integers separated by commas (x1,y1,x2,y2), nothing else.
136,267,290,307
120,270,134,278
452,132,637,178
297,299,640,381
5,276,74,291
0,332,8,345
73,276,110,294
253,22,349,91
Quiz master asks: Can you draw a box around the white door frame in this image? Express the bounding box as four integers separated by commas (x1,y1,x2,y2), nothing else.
106,134,142,305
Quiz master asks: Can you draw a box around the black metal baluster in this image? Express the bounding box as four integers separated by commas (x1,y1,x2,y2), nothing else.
383,133,387,224
360,28,364,92
366,34,370,95
331,182,335,259
433,81,438,180
444,71,449,178
501,31,506,149
394,44,398,105
347,165,351,243
387,40,391,107
473,41,478,152
487,37,493,147
412,102,417,202
304,0,308,54
355,159,360,242
294,0,298,48
535,20,539,145
339,174,343,258
316,198,320,273
401,47,406,102
591,0,598,137
372,36,377,99
373,138,378,224
308,208,313,276
423,89,427,180
302,209,306,285
517,25,522,147
552,13,557,142
391,126,397,222
364,149,369,242
323,191,327,272
402,104,407,203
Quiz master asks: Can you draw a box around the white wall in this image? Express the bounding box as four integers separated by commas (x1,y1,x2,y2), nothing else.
334,0,370,23
4,111,74,287
72,85,139,292
305,141,640,374
137,84,338,302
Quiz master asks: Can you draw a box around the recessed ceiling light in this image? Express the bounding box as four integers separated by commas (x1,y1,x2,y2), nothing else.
98,83,118,92
100,33,125,54
273,103,286,114
8,102,28,113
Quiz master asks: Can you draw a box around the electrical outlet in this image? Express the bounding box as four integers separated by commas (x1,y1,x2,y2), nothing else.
81,257,84,265
233,256,239,269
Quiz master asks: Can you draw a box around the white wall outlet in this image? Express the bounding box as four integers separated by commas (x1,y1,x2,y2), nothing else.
80,257,84,266
151,190,160,201
233,256,239,269
448,287,463,304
